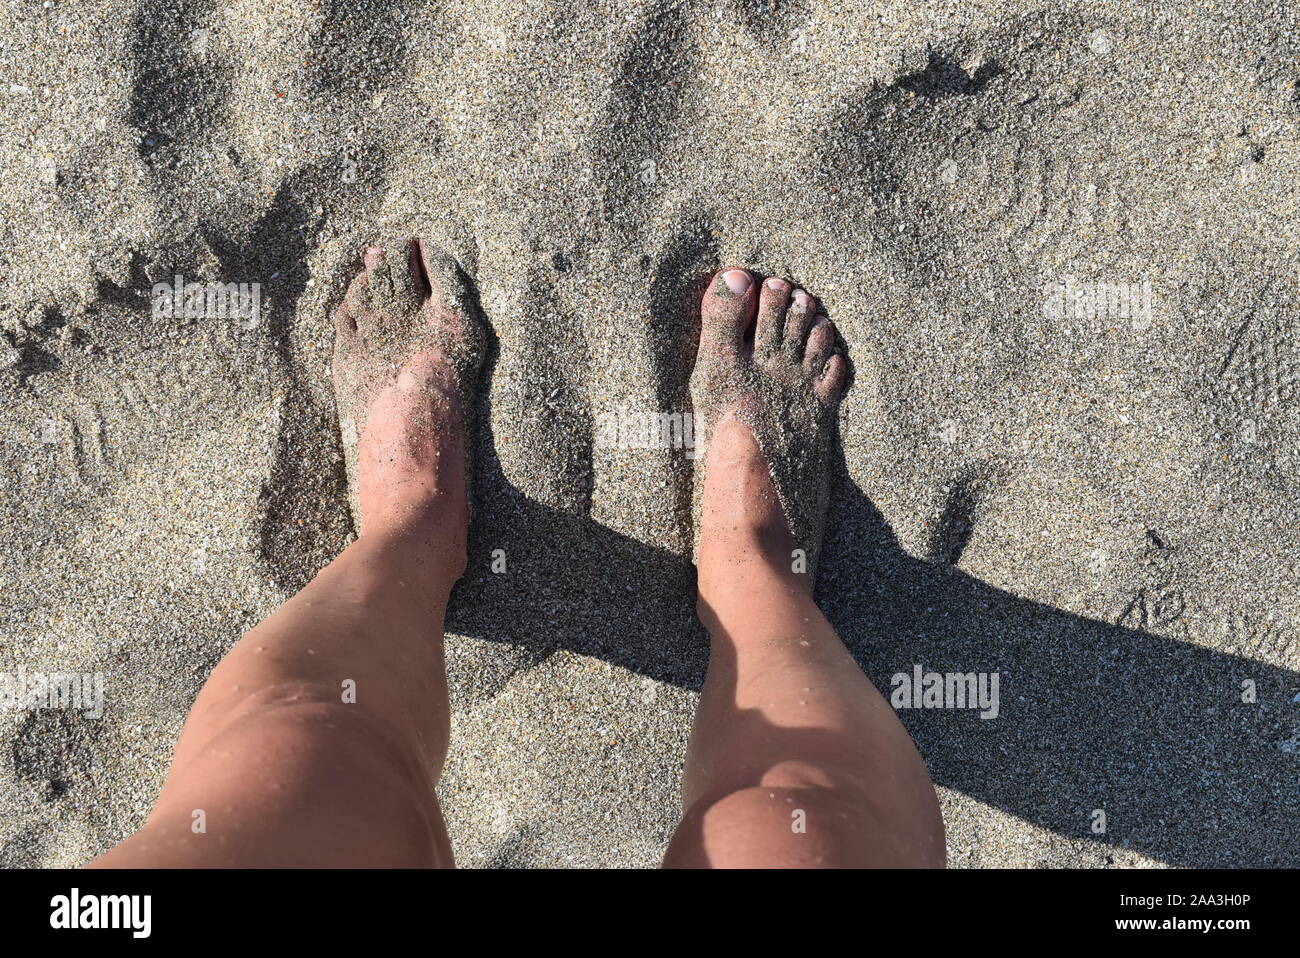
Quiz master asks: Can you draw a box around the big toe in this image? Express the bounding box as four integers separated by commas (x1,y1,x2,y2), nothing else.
416,242,472,321
366,241,427,314
699,268,757,361
410,242,488,374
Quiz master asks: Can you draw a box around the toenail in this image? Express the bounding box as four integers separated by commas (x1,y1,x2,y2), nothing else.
722,270,752,295
367,245,384,256
794,291,813,309
765,277,789,291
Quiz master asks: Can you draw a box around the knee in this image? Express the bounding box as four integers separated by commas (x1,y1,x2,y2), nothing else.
155,696,447,866
666,780,945,869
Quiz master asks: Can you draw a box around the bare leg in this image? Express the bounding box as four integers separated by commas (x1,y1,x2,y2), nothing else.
92,241,482,868
665,269,945,868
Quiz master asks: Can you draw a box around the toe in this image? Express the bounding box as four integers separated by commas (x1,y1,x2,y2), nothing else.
700,268,757,359
331,304,361,392
815,353,849,404
803,315,837,373
409,239,434,298
416,241,470,317
333,302,358,338
343,265,372,316
363,245,392,307
365,242,424,312
754,276,791,356
783,289,817,358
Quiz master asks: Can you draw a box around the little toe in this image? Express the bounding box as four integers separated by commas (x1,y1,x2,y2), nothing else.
815,353,849,404
803,315,837,374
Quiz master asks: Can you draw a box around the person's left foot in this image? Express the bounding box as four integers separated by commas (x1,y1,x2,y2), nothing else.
331,240,484,557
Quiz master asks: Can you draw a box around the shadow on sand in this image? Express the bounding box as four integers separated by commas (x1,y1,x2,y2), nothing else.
448,361,1298,868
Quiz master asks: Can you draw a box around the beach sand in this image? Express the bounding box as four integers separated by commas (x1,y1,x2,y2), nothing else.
1,0,1297,867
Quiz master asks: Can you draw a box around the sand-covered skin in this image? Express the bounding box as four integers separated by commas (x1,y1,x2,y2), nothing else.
332,241,486,529
688,272,846,577
2,0,1298,867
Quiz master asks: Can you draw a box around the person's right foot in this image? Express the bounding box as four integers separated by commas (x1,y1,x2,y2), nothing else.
691,268,848,595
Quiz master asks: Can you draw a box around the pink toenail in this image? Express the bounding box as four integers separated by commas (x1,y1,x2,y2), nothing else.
794,291,813,309
722,270,752,295
765,277,789,291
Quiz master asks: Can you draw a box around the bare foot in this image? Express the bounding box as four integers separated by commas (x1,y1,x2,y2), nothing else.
331,240,484,567
691,268,848,593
